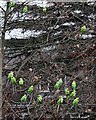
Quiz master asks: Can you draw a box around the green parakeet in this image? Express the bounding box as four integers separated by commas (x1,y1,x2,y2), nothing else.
19,78,24,86
27,85,34,94
57,96,63,105
37,95,42,103
20,94,27,102
80,25,86,34
72,97,79,107
72,81,76,90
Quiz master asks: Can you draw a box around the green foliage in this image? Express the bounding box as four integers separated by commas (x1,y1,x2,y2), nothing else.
80,25,86,34
37,95,42,103
72,81,76,90
8,71,14,81
11,76,16,84
65,88,70,96
72,97,79,107
7,71,79,111
8,71,16,84
19,78,24,86
70,90,76,98
27,85,34,94
57,96,63,105
20,94,27,102
8,1,15,8
64,81,79,109
54,78,63,90
22,6,28,13
43,7,47,13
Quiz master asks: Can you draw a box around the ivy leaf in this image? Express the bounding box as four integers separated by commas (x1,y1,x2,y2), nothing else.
20,94,27,102
19,78,24,86
37,95,42,103
27,85,34,94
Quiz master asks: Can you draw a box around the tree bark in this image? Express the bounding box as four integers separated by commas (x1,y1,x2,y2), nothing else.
0,26,2,120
